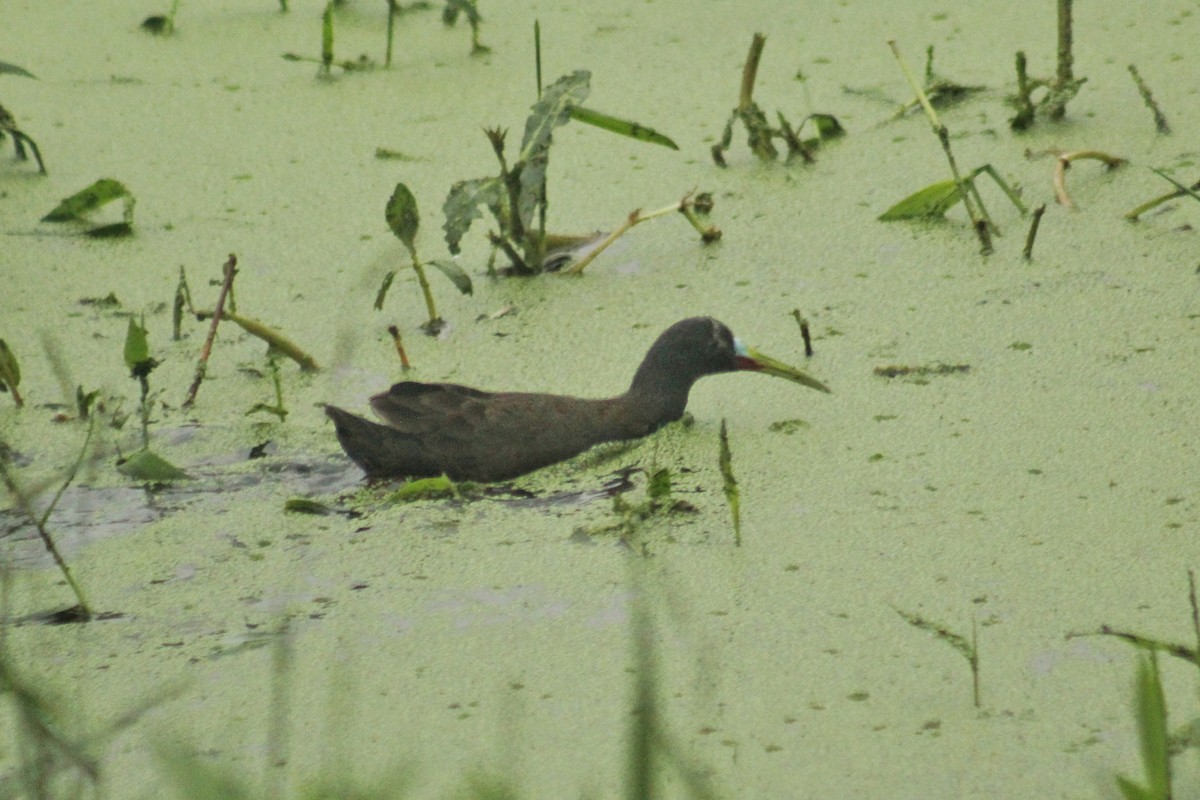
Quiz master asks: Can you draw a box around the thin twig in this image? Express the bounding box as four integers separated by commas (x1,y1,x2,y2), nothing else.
183,254,237,408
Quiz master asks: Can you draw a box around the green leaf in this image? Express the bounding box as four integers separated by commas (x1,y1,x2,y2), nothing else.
442,176,502,255
385,182,420,254
567,106,679,150
878,178,964,221
386,475,458,501
0,61,37,79
809,112,846,140
1128,651,1171,800
42,178,132,223
283,498,334,515
518,70,591,163
0,339,20,392
427,259,473,295
118,449,189,481
517,71,590,231
373,270,396,310
123,316,150,370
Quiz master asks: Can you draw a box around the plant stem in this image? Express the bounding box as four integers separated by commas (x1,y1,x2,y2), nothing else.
138,374,151,450
739,33,766,112
385,0,397,68
1054,0,1074,110
889,40,991,254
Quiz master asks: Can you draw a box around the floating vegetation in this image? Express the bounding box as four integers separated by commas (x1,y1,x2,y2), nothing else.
40,178,135,237
712,33,844,167
873,363,970,380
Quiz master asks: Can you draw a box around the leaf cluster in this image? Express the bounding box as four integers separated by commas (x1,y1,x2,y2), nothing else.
442,70,591,274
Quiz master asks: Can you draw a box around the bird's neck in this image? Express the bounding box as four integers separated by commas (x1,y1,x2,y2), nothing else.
623,365,693,431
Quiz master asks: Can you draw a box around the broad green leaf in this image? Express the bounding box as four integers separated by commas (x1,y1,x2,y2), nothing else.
385,182,420,253
878,178,964,221
427,259,473,295
0,61,36,79
0,339,20,392
518,70,591,163
442,176,502,255
568,106,679,150
517,71,590,230
123,316,150,370
118,449,189,481
42,178,132,223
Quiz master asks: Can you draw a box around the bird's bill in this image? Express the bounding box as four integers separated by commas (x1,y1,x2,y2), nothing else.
735,342,831,393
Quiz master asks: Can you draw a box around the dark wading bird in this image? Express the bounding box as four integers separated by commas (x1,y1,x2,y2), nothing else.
326,317,830,482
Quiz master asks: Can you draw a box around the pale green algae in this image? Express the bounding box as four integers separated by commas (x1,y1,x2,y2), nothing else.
2,1,1200,797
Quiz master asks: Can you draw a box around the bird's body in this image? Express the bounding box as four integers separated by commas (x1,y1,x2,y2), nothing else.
326,317,829,482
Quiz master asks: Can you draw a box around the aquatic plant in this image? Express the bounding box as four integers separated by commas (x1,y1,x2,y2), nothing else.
376,181,472,335
41,178,135,238
1007,0,1085,130
0,65,47,175
711,33,845,167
